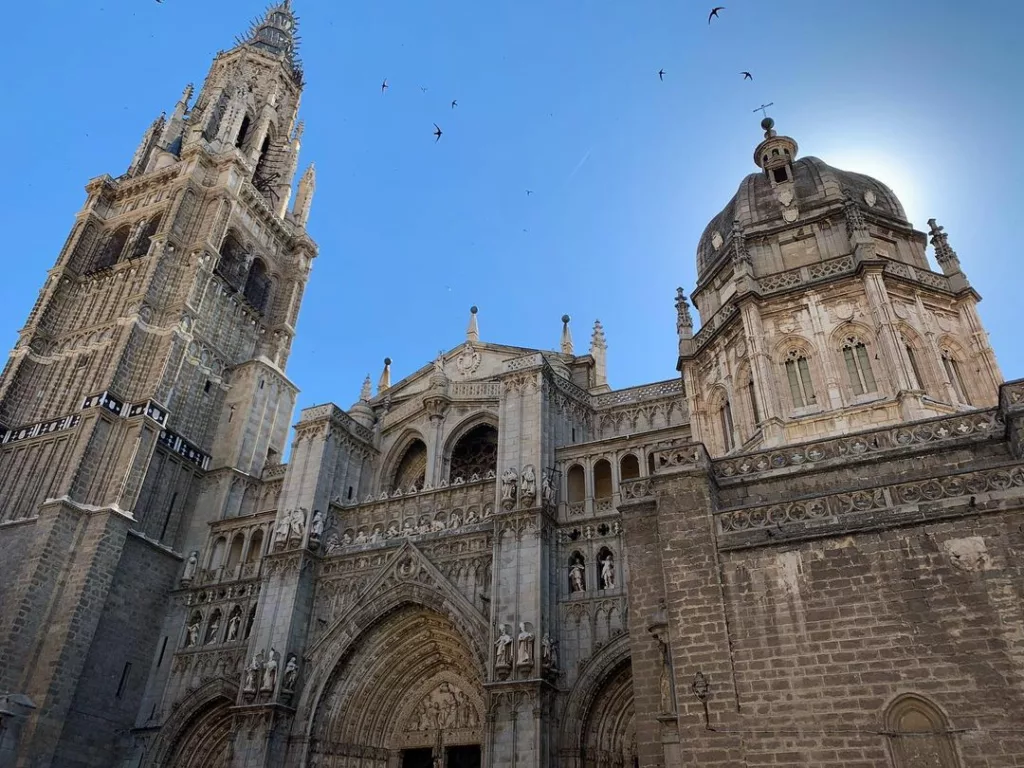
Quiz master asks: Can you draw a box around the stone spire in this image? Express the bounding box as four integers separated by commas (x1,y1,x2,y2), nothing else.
360,374,372,401
292,163,316,227
675,287,693,339
128,113,166,177
927,218,963,276
377,357,392,395
466,306,479,343
239,1,300,64
560,315,574,355
590,320,608,391
349,374,375,429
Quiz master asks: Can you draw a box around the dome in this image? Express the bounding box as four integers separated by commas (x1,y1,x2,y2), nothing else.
696,123,909,283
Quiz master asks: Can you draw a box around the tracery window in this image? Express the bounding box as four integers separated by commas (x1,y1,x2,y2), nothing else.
784,349,815,408
941,349,970,405
885,694,960,768
448,424,498,482
216,231,248,291
93,226,130,272
243,258,271,314
841,335,877,396
129,218,160,260
903,334,925,391
392,439,427,492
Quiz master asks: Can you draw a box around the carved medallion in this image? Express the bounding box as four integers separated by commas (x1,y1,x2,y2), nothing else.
777,188,794,207
782,207,799,223
863,190,877,207
456,344,481,376
711,231,724,251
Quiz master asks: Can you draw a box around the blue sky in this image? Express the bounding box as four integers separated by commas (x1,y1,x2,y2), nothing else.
1,0,1021,414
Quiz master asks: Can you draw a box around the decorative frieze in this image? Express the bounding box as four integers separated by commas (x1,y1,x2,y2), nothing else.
714,408,1003,480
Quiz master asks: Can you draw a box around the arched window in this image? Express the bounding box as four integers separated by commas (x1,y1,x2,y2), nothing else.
784,348,815,408
255,134,273,177
902,334,925,391
619,454,640,481
209,536,227,570
593,459,613,499
718,398,735,452
941,349,970,405
885,694,959,768
235,114,252,148
391,439,427,492
567,465,585,504
225,533,244,572
94,226,131,271
744,372,760,427
448,424,498,482
840,335,877,396
243,258,271,314
245,529,264,564
217,231,248,290
128,218,160,260
203,91,230,142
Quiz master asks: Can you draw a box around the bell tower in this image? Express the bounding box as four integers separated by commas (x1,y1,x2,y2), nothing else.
0,3,317,765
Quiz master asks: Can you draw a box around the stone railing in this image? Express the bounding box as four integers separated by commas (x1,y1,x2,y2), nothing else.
883,260,950,291
713,408,1003,481
380,395,422,430
692,302,738,349
592,379,684,409
505,352,545,372
324,478,497,551
650,439,710,474
450,381,502,399
755,255,855,296
717,464,1024,539
620,478,653,501
262,462,288,481
1000,379,1024,410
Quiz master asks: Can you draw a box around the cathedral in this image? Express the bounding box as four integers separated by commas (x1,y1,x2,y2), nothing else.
1,3,1023,768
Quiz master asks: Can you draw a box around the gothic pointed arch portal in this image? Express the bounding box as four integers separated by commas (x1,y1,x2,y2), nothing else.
580,660,636,768
148,685,235,768
309,605,486,767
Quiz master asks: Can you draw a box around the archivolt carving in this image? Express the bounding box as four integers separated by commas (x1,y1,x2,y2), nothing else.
148,679,237,768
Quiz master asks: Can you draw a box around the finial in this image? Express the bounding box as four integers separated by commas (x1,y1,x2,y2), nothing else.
377,358,392,394
675,288,693,333
560,315,574,355
294,120,305,141
590,319,607,349
927,218,962,274
466,306,479,343
359,374,372,401
181,83,194,106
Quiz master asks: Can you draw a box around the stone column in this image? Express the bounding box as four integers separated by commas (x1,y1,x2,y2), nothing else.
738,300,785,445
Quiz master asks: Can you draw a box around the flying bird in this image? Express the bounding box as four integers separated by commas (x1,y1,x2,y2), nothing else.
451,99,458,109
381,78,389,94
420,86,428,92
741,71,753,80
433,123,443,142
526,190,533,196
658,68,665,81
708,6,724,23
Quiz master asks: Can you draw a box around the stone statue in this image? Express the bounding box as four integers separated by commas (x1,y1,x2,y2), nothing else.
355,530,368,544
517,623,534,666
495,624,513,668
601,553,616,589
226,611,241,642
244,650,264,694
182,551,198,582
342,531,353,545
501,468,518,505
261,648,278,693
289,508,306,541
386,523,399,538
185,617,200,647
542,633,558,670
520,465,537,503
310,509,324,540
204,612,220,644
273,515,290,548
283,653,299,692
542,473,554,506
569,555,586,593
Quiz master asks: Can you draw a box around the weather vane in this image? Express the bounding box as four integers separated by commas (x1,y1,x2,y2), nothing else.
753,102,774,119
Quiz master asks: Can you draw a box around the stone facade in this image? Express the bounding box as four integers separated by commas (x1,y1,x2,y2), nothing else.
1,5,1022,768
